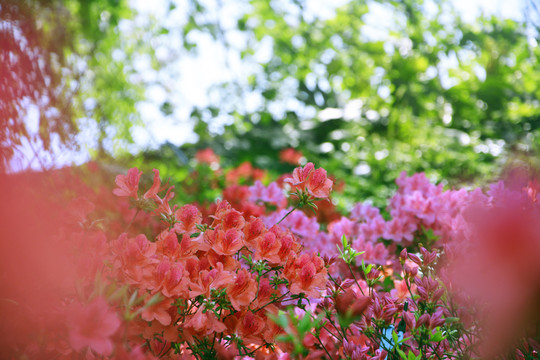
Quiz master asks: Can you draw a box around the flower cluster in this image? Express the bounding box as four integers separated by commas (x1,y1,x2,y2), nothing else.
107,167,330,358
2,152,540,359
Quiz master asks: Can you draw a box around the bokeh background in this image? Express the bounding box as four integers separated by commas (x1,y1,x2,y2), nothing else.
2,0,540,207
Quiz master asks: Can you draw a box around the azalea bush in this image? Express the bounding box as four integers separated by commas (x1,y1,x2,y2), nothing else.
1,151,539,359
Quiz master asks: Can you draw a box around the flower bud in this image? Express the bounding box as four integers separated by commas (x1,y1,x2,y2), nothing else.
335,290,372,318
404,264,418,278
341,279,355,289
408,253,422,266
400,248,408,264
417,313,430,327
429,310,445,329
433,288,445,302
403,311,416,329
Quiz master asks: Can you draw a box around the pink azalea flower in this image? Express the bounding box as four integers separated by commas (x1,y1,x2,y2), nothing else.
264,207,319,239
350,202,381,222
249,181,287,207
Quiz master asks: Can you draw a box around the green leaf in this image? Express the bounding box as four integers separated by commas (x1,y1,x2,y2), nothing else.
392,330,399,348
276,334,292,343
430,328,445,342
297,313,312,334
268,311,289,329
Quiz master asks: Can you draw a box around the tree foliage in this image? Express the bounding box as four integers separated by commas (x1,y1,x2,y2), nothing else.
0,0,146,171
4,0,540,207
159,0,540,206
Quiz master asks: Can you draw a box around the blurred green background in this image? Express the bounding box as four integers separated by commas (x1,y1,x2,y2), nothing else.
2,0,540,208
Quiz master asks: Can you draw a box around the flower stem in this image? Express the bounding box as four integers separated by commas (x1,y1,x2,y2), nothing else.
405,278,419,309
275,204,299,226
124,208,140,232
346,263,366,296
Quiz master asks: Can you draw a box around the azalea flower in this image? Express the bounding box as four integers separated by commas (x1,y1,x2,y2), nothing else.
113,167,143,200
306,168,333,199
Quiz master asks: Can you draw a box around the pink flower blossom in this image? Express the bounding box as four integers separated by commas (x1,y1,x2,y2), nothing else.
249,181,287,207
350,202,382,222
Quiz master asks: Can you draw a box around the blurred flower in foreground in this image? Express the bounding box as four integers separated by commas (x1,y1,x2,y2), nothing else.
448,174,540,357
67,297,121,356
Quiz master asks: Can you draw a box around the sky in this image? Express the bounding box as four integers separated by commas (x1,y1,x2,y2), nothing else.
10,0,528,172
